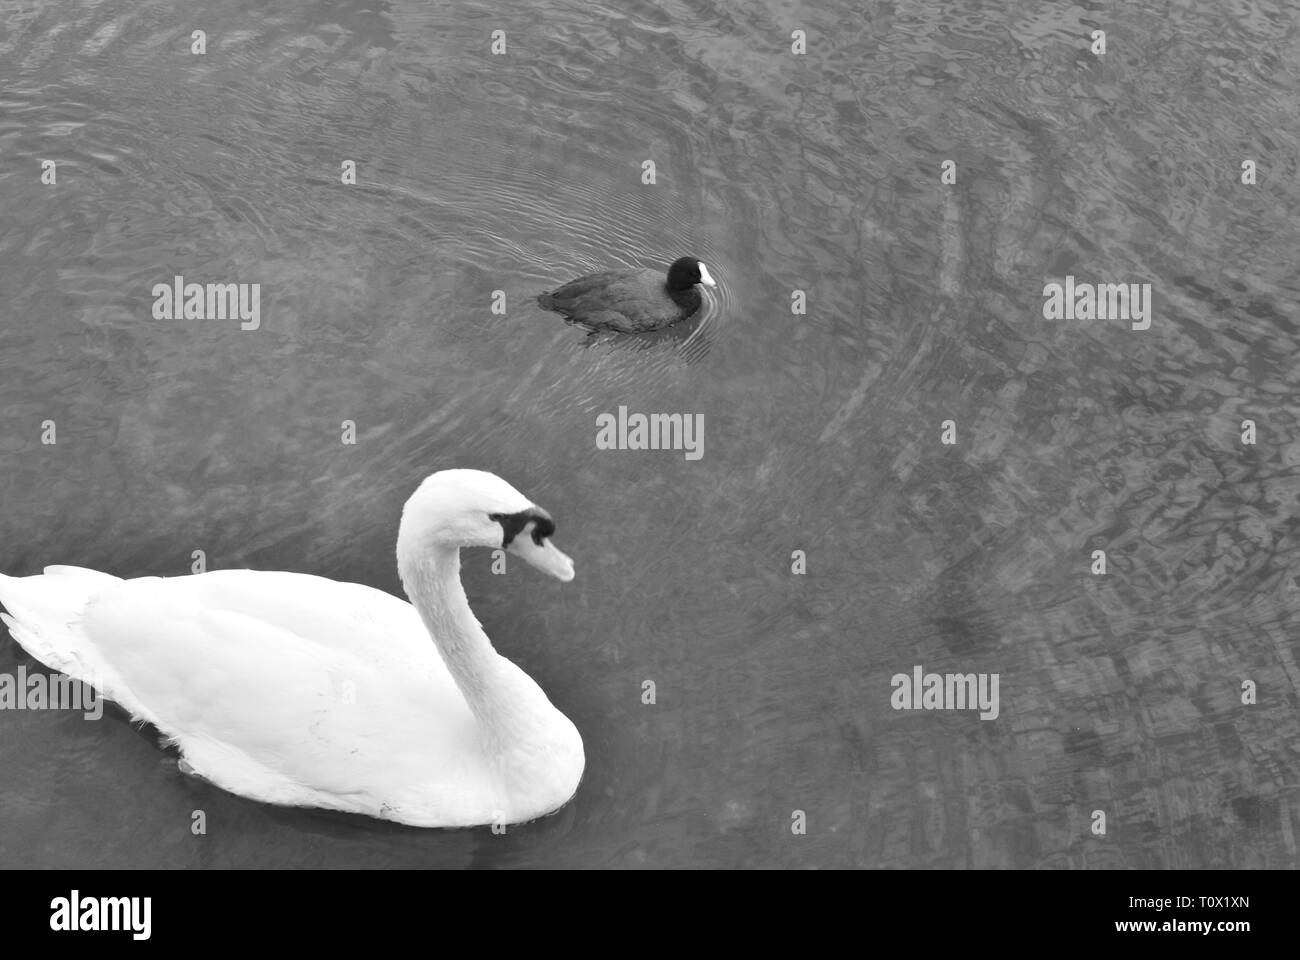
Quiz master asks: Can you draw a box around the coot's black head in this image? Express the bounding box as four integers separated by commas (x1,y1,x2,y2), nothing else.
665,257,717,293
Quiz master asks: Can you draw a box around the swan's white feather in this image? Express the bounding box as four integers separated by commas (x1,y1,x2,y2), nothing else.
0,564,576,827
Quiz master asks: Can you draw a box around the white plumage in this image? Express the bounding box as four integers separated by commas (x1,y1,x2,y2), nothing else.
0,469,584,828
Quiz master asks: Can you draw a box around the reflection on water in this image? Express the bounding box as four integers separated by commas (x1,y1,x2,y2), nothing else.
1,0,1299,867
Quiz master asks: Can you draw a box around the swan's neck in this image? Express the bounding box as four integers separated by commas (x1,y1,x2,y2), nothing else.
400,545,538,749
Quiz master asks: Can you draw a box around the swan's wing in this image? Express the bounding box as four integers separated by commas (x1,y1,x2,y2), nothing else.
152,569,439,666
0,566,437,675
19,570,489,810
2,567,525,823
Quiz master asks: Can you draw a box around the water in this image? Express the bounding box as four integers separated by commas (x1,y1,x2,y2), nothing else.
1,0,1298,868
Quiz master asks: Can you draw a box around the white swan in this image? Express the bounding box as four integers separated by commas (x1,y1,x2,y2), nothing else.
0,468,584,828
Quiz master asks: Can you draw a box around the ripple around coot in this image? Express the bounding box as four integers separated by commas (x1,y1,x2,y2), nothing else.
333,162,711,273
352,157,732,337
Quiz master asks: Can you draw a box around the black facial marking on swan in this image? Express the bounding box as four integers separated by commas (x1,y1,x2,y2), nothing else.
490,508,556,547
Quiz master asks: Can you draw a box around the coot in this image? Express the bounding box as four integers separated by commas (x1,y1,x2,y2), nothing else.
538,256,716,333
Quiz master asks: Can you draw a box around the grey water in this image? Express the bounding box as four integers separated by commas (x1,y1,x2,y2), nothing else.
1,0,1299,868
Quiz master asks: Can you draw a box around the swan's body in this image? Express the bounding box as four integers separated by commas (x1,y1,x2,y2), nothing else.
0,469,584,828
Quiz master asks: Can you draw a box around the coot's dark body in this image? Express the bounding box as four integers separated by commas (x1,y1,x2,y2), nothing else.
538,256,716,333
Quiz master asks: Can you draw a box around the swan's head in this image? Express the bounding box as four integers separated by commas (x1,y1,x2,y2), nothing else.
398,469,575,582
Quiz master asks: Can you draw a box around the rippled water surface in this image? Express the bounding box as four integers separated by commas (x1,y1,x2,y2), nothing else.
1,0,1299,868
